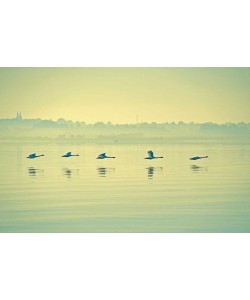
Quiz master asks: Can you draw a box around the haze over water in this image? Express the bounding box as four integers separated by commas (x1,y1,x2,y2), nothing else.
0,139,249,232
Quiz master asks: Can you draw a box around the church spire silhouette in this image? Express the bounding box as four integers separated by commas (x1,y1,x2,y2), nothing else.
16,112,23,120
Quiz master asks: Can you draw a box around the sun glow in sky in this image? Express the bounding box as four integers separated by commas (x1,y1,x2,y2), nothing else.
0,67,249,123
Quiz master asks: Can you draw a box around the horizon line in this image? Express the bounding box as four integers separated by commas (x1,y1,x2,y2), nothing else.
0,115,250,125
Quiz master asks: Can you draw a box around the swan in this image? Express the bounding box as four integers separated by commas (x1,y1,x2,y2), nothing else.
190,156,208,160
145,150,163,160
26,153,44,159
96,153,115,159
62,152,79,158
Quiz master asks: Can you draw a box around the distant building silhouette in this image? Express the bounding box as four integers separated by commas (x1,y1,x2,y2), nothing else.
15,112,23,121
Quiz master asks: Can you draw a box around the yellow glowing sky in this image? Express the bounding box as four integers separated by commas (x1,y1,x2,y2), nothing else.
0,68,249,123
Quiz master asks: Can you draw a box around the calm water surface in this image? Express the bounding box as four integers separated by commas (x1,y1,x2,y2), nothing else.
0,140,249,232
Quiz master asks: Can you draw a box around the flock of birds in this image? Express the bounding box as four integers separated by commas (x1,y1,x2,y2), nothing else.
27,150,208,161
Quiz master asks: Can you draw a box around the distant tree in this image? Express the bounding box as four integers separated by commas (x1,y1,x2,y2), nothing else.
94,122,106,128
57,118,66,123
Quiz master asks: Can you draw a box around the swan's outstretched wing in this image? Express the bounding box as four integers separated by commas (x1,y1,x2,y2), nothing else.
98,153,106,159
147,150,154,158
190,156,200,160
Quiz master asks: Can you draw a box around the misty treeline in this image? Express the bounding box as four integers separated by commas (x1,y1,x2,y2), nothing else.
0,117,250,142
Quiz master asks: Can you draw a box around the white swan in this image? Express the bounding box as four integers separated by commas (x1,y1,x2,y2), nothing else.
189,156,208,160
96,153,115,159
27,153,44,159
145,150,163,160
62,152,79,158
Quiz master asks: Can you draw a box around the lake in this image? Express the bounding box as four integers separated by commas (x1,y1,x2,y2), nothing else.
0,139,249,232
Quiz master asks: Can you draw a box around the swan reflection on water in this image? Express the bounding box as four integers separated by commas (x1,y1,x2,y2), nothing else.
62,168,79,178
190,165,208,172
97,167,115,177
28,167,43,176
146,167,163,179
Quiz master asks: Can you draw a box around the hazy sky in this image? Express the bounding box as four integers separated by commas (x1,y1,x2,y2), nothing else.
0,68,249,123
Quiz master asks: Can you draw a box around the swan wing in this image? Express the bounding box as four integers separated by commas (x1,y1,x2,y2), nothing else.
148,150,154,158
190,156,199,160
66,152,71,156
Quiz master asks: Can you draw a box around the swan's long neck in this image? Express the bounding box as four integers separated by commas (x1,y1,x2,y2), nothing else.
107,156,115,158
